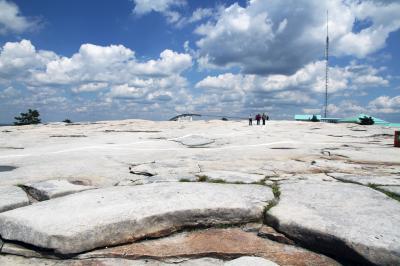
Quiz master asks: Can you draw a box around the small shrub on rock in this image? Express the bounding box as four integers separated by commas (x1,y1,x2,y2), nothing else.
359,116,374,125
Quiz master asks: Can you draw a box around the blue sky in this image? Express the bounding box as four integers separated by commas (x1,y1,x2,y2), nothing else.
0,0,399,123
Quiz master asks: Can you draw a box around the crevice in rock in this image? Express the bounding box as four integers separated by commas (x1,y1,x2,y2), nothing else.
0,238,64,259
264,215,374,266
129,171,155,177
15,185,39,204
263,182,280,217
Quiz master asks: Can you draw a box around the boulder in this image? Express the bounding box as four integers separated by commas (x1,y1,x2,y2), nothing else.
0,186,29,213
265,181,400,265
80,228,339,265
0,183,272,254
22,179,96,201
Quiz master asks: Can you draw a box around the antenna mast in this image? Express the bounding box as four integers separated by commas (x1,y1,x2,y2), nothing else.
324,10,329,118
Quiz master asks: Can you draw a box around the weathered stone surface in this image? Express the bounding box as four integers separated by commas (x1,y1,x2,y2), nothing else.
265,181,400,265
0,186,29,213
0,183,272,254
1,120,399,187
199,171,265,183
258,225,294,245
327,173,400,186
224,256,278,266
80,228,339,265
22,179,96,201
173,135,214,147
377,185,400,196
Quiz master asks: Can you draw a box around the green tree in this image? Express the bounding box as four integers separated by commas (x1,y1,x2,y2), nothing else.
14,109,41,125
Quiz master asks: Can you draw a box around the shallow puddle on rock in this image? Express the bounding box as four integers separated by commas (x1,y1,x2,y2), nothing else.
0,165,17,172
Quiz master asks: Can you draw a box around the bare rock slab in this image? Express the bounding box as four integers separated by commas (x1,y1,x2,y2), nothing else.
224,256,278,266
22,179,96,201
80,228,339,265
0,183,272,254
0,186,29,213
266,181,400,265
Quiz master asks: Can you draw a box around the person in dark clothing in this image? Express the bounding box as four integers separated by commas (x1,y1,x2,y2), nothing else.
262,113,266,125
248,114,253,126
267,115,269,121
256,113,261,125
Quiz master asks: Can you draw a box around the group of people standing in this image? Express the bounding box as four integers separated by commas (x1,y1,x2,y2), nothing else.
249,113,269,126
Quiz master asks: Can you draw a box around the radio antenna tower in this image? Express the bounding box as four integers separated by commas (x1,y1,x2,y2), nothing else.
324,10,329,118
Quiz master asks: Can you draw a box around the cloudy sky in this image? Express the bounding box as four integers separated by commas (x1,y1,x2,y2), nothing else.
0,0,399,123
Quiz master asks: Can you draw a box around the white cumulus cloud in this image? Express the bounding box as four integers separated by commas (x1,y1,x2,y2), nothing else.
0,0,37,35
195,0,400,75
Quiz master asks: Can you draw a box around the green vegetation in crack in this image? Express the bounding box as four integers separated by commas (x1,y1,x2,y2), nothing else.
368,183,400,202
264,182,281,214
271,182,281,199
